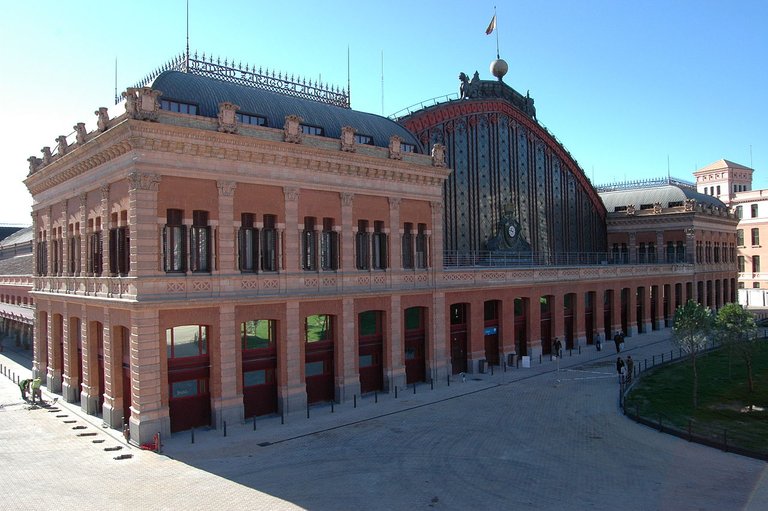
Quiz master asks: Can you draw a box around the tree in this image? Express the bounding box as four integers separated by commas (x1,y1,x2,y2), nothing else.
716,303,758,392
672,300,713,408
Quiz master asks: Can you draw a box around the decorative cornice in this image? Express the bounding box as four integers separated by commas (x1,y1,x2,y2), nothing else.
128,171,161,191
340,192,354,207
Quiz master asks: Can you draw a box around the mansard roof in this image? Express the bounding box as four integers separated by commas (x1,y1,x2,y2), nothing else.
695,159,753,173
599,181,727,211
151,71,422,151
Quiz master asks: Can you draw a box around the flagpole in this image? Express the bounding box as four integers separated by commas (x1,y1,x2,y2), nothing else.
494,6,499,58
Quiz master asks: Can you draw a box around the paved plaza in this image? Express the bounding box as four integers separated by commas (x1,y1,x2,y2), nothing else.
1,330,766,510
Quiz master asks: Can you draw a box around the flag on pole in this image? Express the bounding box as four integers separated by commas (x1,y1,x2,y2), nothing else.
485,14,496,35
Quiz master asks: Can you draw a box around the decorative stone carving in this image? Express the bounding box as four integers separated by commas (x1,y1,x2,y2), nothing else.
27,156,42,174
340,125,356,152
685,227,696,238
653,202,663,214
95,107,110,132
101,184,110,201
284,186,300,201
388,135,403,160
340,192,354,207
431,143,447,168
625,204,636,216
388,197,401,210
73,123,87,145
217,180,237,196
56,135,68,156
123,88,138,117
136,87,162,121
283,114,303,143
41,147,52,165
128,172,161,191
684,198,696,211
217,102,240,134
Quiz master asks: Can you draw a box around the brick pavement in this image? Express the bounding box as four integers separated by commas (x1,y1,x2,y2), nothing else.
1,330,766,510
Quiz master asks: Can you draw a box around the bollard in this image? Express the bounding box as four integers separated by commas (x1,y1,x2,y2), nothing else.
688,420,692,441
644,359,647,371
191,427,195,444
578,346,581,355
223,421,227,437
395,386,398,399
253,416,257,431
430,379,434,390
539,354,542,364
331,400,334,413
652,355,655,366
281,412,285,425
375,391,378,403
490,364,494,376
503,361,506,373
723,430,728,451
569,348,572,357
661,353,664,363
413,382,416,394
516,357,520,369
354,395,357,408
447,373,450,387
306,403,310,419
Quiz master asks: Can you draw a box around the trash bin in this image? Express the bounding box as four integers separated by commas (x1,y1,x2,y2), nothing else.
478,359,486,374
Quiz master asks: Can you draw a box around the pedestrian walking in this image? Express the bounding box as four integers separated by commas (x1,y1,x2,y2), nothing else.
553,337,562,358
613,332,621,353
616,356,625,383
626,355,634,384
619,331,626,351
595,333,602,351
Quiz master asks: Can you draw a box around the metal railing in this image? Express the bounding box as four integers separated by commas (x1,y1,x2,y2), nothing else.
443,250,694,268
621,341,768,462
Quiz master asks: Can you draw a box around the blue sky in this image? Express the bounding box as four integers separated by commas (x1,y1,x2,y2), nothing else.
1,0,766,225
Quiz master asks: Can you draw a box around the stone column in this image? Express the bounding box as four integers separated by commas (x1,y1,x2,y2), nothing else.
628,232,637,265
216,181,236,275
499,295,516,368
46,311,62,393
33,306,48,380
212,304,241,426
61,200,70,276
430,201,444,270
575,291,586,348
283,187,300,273
62,312,82,403
46,207,54,277
80,313,101,415
656,231,665,263
612,288,622,338
79,193,88,276
100,185,110,276
280,300,306,416
128,173,161,276
103,309,126,429
340,193,354,272
528,294,542,359
627,287,637,337
387,294,405,390
430,292,448,381
128,309,169,445
388,198,401,271
338,297,360,402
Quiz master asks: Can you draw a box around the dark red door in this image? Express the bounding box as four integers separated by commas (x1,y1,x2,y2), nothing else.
450,329,467,374
404,307,426,384
358,311,384,394
243,360,277,417
305,344,334,404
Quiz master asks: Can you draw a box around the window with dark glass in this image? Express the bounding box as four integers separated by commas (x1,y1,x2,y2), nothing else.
752,228,760,246
261,214,278,272
51,233,60,275
36,233,48,276
320,217,338,271
163,209,186,273
301,217,317,271
737,229,744,246
372,220,387,270
356,220,370,270
754,256,761,273
716,185,721,195
638,242,646,263
738,256,745,272
666,241,675,263
69,227,81,275
238,213,259,273
354,134,373,145
160,100,198,115
166,325,208,359
402,223,414,269
648,242,656,263
416,223,427,269
235,112,267,126
401,143,415,153
735,205,743,219
87,230,102,275
190,210,211,273
108,225,130,276
751,204,759,218
300,124,324,136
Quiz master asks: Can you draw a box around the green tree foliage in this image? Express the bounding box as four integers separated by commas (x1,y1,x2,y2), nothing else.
672,300,713,408
716,303,758,392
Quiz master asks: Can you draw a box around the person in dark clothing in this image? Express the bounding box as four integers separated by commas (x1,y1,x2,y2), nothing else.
625,355,634,383
595,333,602,351
18,378,31,400
616,357,625,383
613,332,621,353
553,337,562,358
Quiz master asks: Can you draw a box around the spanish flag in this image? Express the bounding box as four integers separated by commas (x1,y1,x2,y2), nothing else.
485,14,496,35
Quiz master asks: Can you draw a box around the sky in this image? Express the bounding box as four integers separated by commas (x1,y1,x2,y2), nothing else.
0,0,766,226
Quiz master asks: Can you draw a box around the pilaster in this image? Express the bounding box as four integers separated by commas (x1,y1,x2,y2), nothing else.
338,297,360,402
127,172,161,276
388,295,405,390
212,304,242,427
